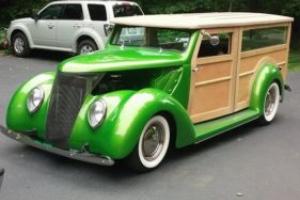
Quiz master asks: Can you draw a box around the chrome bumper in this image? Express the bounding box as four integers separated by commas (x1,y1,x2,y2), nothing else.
0,125,115,166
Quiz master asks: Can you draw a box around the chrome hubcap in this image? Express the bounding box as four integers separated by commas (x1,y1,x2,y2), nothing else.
14,38,25,54
142,122,165,161
265,86,276,117
80,45,94,54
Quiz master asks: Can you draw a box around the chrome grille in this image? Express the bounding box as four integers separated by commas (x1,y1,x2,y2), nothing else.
46,73,88,149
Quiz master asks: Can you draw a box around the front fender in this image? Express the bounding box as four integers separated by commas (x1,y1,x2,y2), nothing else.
250,64,284,114
69,89,195,159
6,72,55,138
8,24,33,47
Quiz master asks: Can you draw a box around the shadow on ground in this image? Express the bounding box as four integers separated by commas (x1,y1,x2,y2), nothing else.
29,50,73,62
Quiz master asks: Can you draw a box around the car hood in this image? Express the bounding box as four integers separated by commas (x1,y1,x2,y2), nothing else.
11,17,33,24
58,46,185,73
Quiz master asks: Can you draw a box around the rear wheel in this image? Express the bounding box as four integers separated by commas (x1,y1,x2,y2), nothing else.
126,115,170,172
77,39,98,55
12,32,31,57
258,82,280,125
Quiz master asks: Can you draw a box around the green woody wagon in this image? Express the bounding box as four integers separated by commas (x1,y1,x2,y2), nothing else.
0,13,294,171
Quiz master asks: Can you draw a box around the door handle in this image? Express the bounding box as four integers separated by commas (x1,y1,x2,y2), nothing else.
73,25,81,29
48,25,55,29
192,66,200,72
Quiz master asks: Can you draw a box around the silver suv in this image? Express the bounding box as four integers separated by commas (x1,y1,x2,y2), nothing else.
7,0,143,57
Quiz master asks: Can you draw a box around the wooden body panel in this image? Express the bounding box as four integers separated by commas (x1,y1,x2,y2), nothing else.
189,28,240,123
189,23,292,124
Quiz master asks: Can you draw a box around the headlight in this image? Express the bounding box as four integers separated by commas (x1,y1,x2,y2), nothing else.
88,99,107,129
27,87,44,113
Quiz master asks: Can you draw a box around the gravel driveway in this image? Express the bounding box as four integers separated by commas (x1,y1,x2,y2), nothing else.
0,53,300,200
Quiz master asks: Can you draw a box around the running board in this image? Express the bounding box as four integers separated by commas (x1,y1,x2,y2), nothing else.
193,109,260,143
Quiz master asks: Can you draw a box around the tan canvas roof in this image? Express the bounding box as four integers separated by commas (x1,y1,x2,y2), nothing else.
112,12,294,29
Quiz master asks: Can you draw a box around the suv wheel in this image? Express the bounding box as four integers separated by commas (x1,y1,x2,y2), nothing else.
12,32,31,57
77,39,98,55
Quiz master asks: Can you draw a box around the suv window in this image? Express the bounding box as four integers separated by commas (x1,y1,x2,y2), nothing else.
113,4,142,17
88,4,107,21
39,4,64,20
198,33,232,57
61,4,83,20
242,27,287,51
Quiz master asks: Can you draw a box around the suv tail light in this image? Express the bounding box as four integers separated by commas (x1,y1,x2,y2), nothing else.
104,24,114,36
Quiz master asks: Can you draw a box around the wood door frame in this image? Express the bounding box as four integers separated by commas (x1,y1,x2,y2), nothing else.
188,27,241,123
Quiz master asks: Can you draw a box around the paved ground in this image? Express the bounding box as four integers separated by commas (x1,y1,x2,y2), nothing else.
0,52,300,200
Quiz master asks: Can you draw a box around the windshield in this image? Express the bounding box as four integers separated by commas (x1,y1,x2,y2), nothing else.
111,26,192,52
113,4,143,17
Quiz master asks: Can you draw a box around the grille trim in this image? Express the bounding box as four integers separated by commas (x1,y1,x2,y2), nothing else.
46,73,89,149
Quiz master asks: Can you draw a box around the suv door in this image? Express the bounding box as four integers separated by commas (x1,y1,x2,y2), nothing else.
29,4,64,46
56,4,84,49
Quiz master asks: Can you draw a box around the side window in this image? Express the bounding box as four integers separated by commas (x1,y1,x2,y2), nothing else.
61,4,83,20
198,33,232,57
242,27,287,51
39,4,64,20
88,4,107,21
113,5,143,17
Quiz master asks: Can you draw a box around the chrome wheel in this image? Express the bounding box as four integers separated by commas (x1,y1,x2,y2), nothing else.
14,37,25,54
264,83,280,122
138,116,170,169
80,45,94,54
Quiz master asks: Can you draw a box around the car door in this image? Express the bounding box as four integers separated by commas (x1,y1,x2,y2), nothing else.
56,4,84,49
188,28,240,123
29,4,64,46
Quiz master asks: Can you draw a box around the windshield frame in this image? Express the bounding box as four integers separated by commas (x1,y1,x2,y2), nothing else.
109,25,194,53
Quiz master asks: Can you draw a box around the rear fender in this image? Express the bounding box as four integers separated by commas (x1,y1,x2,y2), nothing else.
250,63,284,115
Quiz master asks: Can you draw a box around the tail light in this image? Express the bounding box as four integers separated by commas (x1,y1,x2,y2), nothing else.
104,24,114,36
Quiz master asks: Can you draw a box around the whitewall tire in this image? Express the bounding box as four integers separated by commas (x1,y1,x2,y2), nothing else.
259,82,280,124
127,115,170,172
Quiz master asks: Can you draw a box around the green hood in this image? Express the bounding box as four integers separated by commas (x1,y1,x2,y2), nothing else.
58,46,185,73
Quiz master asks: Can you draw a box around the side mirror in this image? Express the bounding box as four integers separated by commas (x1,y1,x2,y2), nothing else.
209,35,220,46
32,13,39,22
201,30,220,46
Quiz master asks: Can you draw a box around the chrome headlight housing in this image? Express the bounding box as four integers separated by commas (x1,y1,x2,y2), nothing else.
88,99,107,129
27,87,44,113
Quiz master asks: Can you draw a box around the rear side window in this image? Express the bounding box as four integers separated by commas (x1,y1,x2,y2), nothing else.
242,27,287,51
88,4,107,21
113,4,143,17
61,4,83,20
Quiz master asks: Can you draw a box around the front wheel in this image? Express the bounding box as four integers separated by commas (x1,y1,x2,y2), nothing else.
258,82,281,125
12,32,31,57
126,115,171,172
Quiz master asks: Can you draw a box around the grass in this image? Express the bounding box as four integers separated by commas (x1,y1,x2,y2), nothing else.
289,50,300,72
